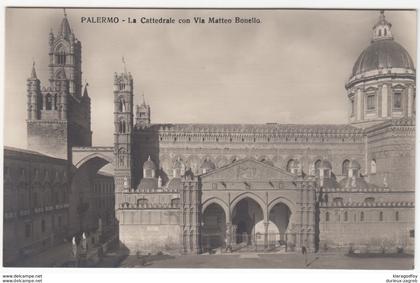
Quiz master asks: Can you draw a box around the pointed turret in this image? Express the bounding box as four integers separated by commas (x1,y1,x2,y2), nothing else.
141,93,147,106
59,9,72,39
30,61,37,80
83,82,89,97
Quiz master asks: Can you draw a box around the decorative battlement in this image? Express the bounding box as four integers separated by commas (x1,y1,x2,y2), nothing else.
119,202,180,210
321,201,414,208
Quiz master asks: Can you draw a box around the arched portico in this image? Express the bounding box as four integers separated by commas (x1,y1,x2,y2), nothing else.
69,151,115,236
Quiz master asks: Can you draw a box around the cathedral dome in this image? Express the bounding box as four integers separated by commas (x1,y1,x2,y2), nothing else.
200,158,216,173
143,156,156,170
351,39,415,77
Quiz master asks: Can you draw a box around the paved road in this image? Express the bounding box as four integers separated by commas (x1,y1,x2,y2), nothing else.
120,252,414,269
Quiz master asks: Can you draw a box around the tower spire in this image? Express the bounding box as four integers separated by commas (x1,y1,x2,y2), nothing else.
30,61,37,79
122,56,127,74
83,81,89,97
142,92,146,106
59,8,72,38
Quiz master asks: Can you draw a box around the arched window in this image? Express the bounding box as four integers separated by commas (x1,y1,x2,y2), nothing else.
378,29,382,36
342,160,350,176
56,48,66,65
287,159,299,174
384,29,387,36
379,211,383,221
325,211,330,222
119,119,126,133
45,94,53,110
118,98,126,112
360,211,364,222
371,159,377,174
314,159,321,176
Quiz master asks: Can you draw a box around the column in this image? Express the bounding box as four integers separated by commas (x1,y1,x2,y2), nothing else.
226,222,232,252
407,85,413,117
42,93,46,110
264,222,269,250
381,84,388,117
356,89,363,121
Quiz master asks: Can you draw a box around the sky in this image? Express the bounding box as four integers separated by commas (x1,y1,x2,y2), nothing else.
3,8,417,148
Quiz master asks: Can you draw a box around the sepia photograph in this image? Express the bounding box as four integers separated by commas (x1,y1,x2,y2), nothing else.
1,4,417,281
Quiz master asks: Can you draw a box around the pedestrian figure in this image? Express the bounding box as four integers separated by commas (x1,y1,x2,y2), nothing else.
301,246,308,266
71,236,78,267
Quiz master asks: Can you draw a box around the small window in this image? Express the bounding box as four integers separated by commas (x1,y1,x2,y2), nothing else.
351,98,355,116
360,211,365,222
384,29,387,36
325,212,330,222
342,160,350,176
344,211,348,222
379,211,383,221
314,160,321,176
371,159,377,174
119,98,126,112
41,219,46,233
378,29,382,36
395,211,399,221
393,92,402,109
367,94,376,111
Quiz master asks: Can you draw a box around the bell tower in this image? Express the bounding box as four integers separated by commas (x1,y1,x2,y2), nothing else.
27,10,92,160
114,60,134,198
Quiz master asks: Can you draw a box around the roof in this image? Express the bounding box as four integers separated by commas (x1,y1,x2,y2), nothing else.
167,178,182,191
4,146,66,163
352,39,415,77
137,178,158,191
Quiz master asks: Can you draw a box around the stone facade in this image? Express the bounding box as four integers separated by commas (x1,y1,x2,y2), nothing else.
114,12,415,254
3,147,70,265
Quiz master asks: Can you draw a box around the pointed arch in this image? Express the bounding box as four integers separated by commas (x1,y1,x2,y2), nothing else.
230,192,267,222
45,93,53,110
342,159,350,176
55,69,66,80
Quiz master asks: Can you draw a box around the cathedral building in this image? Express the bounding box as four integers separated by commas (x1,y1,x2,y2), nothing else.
4,10,415,262
115,11,415,254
